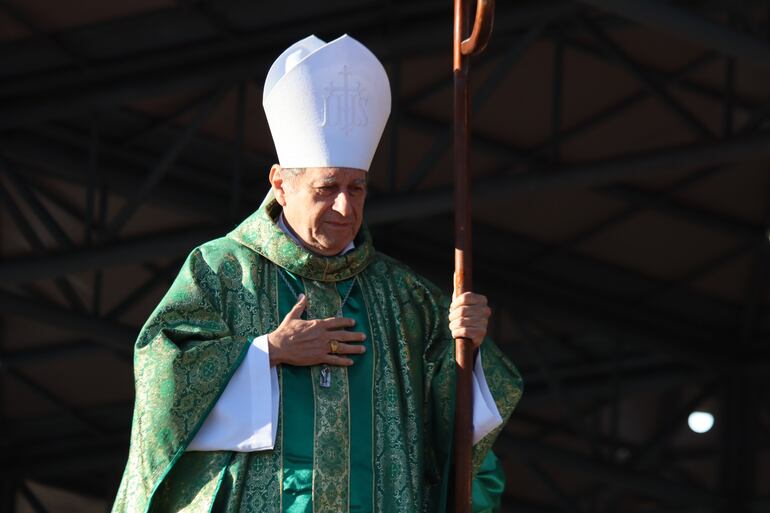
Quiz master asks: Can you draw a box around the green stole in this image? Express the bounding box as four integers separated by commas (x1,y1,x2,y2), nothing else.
279,269,374,513
229,193,382,513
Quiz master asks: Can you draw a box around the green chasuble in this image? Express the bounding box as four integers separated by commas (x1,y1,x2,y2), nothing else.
112,192,523,513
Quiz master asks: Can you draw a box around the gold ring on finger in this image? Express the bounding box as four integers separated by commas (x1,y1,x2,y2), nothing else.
329,340,340,354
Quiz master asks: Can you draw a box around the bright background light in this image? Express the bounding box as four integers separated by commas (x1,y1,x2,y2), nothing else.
688,411,714,433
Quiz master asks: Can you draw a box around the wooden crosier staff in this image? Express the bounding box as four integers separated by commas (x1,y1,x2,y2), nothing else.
453,0,495,512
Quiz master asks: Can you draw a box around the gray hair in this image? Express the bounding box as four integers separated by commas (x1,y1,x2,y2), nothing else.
280,167,306,179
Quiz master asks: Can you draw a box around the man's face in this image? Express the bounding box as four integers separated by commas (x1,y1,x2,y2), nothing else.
270,165,367,256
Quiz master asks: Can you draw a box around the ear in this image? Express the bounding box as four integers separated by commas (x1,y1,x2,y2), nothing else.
269,164,288,207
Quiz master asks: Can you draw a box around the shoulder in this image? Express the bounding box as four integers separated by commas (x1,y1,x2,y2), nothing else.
188,236,265,270
180,236,269,289
368,251,449,306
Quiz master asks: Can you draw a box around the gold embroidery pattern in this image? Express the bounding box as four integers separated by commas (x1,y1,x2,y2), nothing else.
305,278,351,513
227,191,373,283
360,254,525,513
113,194,523,513
205,266,284,513
471,340,523,475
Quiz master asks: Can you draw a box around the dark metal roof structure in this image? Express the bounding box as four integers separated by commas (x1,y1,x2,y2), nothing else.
1,1,770,511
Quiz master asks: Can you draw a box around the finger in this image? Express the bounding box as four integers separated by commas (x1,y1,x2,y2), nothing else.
450,327,485,343
448,305,492,322
331,342,367,355
322,355,355,366
451,322,486,335
448,305,474,322
326,330,367,342
451,292,487,307
449,318,488,332
285,294,307,320
450,292,487,307
449,324,487,340
317,316,356,329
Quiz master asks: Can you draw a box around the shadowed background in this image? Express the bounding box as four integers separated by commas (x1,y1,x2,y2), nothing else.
1,1,770,512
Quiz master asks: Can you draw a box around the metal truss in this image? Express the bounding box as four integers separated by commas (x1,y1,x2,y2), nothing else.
1,1,770,512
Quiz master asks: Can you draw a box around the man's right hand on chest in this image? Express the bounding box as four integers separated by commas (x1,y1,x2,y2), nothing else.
267,294,367,367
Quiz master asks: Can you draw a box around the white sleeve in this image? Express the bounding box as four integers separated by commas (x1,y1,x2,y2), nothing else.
187,334,280,452
471,348,503,445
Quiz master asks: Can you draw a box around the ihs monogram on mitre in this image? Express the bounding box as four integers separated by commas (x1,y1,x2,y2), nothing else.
263,34,390,171
321,65,369,135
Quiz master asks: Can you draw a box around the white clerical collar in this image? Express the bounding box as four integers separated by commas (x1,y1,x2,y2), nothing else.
278,212,355,256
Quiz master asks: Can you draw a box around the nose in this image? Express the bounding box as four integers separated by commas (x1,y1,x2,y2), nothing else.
332,191,353,217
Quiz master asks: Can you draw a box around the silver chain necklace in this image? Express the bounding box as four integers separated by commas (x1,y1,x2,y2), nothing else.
277,268,356,388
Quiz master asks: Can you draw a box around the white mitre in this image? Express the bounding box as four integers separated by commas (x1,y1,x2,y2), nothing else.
263,34,391,171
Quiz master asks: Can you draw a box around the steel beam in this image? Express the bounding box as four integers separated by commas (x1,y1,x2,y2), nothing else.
472,130,770,199
364,129,770,225
0,1,87,70
636,240,755,306
519,356,699,405
18,482,51,513
579,0,770,66
402,23,545,192
526,50,719,168
5,403,131,443
550,28,565,162
600,382,721,511
509,358,694,405
105,259,182,320
85,114,100,246
0,180,86,313
603,183,763,241
579,14,715,140
515,317,604,453
8,54,760,242
405,48,726,180
522,352,672,384
0,226,221,285
525,463,581,513
516,408,635,451
563,37,760,114
378,224,734,365
0,290,135,354
118,91,213,148
2,366,106,437
5,447,127,480
1,340,106,365
498,435,712,505
631,383,720,469
2,127,768,313
31,116,271,194
101,86,228,239
3,131,233,215
0,4,383,128
0,1,574,129
4,171,75,249
4,123,768,289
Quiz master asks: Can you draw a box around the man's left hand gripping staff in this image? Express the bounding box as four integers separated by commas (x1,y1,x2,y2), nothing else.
448,292,491,349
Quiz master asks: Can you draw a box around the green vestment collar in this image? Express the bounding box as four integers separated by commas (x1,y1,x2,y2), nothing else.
227,190,374,282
